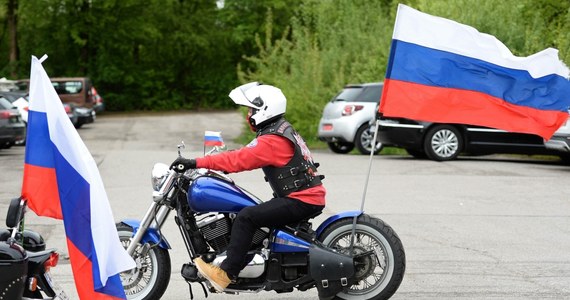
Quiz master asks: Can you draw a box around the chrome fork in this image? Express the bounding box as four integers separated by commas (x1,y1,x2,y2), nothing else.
126,171,177,256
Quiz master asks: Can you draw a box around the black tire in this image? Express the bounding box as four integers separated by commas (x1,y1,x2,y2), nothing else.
405,148,427,159
559,154,570,164
328,141,355,154
1,141,14,149
318,214,406,300
355,124,383,155
423,125,463,161
117,223,171,300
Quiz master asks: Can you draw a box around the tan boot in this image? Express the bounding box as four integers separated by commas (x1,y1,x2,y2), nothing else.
194,257,232,292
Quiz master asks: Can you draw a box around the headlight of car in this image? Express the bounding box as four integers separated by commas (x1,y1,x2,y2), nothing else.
151,163,170,191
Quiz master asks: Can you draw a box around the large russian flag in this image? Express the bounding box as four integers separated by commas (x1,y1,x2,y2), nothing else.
379,4,570,140
22,55,135,299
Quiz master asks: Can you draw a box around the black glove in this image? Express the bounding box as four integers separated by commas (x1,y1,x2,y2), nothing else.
170,157,197,173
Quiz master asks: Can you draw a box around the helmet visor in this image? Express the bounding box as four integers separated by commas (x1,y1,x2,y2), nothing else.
229,82,260,108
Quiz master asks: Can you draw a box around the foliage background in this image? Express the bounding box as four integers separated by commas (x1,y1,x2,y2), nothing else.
0,0,569,143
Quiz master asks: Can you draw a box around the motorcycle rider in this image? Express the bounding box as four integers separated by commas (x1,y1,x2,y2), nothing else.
170,82,326,292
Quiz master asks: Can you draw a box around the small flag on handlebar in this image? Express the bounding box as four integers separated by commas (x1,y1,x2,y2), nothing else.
204,131,224,147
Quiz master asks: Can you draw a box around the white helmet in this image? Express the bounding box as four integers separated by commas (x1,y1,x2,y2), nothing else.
229,82,287,128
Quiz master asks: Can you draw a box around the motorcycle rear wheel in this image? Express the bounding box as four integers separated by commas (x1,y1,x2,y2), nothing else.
318,214,405,300
117,223,171,300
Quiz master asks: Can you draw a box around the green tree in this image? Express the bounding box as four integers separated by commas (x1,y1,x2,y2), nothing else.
238,0,395,142
16,0,237,110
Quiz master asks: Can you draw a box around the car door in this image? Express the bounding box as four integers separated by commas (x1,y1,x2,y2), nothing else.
465,125,545,154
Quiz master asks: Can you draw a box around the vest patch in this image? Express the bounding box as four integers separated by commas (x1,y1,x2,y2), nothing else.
247,138,258,148
293,132,314,163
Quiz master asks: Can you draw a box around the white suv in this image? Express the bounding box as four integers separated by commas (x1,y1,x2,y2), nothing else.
318,83,383,155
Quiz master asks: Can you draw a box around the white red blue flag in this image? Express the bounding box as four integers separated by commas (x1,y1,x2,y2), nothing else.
204,130,224,147
22,55,135,299
379,4,570,140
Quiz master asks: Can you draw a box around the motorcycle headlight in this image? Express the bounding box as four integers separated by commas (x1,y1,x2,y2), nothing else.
151,163,170,191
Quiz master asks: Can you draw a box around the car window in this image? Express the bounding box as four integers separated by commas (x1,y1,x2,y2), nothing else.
0,97,14,109
52,81,83,94
332,87,364,102
359,86,383,103
333,85,383,103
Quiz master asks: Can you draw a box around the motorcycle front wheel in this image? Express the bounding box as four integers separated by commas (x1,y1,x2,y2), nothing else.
318,214,406,300
116,223,171,300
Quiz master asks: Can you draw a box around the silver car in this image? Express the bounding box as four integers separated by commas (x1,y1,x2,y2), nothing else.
318,82,383,154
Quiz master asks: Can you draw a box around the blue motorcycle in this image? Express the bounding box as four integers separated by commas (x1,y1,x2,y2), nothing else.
117,144,405,300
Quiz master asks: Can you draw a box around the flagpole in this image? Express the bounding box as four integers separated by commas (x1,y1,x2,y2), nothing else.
349,116,381,255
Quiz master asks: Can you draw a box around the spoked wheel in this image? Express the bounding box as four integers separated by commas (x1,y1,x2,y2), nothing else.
355,124,383,155
319,214,405,300
117,223,171,300
423,125,463,161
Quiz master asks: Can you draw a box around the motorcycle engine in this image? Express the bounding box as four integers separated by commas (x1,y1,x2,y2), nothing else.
197,213,268,253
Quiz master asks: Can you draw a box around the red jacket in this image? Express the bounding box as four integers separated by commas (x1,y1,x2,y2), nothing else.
196,134,326,206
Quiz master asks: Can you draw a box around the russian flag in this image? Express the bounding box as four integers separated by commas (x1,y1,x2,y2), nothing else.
21,55,135,299
379,4,570,140
204,130,224,147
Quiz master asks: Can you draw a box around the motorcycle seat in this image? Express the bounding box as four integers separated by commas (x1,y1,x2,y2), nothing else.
289,210,322,228
284,211,322,241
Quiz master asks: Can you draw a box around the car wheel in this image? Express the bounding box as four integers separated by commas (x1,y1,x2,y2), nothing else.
327,141,355,154
559,154,570,164
405,148,427,159
355,124,383,155
423,125,463,161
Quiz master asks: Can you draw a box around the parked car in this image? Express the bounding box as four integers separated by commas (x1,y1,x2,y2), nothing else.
318,82,383,154
50,77,94,107
377,116,566,161
0,91,29,123
17,77,97,127
50,78,96,127
0,97,26,149
544,114,570,162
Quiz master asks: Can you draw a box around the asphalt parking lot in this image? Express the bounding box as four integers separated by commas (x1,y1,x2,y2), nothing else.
1,111,569,299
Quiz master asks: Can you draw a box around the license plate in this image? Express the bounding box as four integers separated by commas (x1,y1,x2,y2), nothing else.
44,271,70,300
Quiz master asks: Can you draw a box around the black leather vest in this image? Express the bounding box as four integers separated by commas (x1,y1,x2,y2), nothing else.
258,118,324,198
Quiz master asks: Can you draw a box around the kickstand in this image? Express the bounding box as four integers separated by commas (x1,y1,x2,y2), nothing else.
199,281,209,298
186,281,194,300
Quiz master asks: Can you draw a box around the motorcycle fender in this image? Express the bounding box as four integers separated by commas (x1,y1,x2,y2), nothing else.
315,210,362,238
121,219,171,249
309,243,355,299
